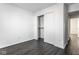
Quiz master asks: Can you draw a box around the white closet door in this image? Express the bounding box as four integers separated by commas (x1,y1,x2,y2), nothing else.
44,13,56,44
44,12,64,47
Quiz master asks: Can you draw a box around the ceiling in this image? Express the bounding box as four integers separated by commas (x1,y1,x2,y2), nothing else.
8,3,75,13
11,3,55,13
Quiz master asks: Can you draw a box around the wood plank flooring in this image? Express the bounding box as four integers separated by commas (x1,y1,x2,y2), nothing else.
65,34,79,55
0,39,64,55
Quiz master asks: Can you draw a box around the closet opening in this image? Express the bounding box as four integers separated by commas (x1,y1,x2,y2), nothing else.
38,15,44,41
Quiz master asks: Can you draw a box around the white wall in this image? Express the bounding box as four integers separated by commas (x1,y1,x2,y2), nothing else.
70,18,77,34
35,3,68,49
78,19,79,37
0,4,34,48
70,16,79,37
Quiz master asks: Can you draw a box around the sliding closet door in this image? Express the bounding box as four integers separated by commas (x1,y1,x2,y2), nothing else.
44,12,64,48
44,13,56,44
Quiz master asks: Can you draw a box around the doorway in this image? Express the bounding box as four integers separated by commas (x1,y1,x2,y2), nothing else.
38,15,44,41
68,11,79,55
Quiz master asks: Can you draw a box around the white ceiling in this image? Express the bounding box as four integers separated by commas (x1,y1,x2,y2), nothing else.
11,3,55,12
8,3,75,13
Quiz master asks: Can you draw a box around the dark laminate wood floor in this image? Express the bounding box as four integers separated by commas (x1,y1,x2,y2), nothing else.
0,39,64,55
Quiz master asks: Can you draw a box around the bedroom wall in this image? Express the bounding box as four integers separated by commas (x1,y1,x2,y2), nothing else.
0,4,34,48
